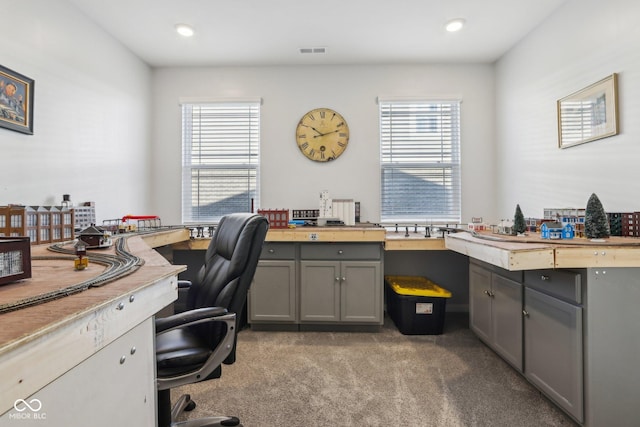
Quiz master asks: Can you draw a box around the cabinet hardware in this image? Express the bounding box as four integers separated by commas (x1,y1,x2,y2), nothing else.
522,310,529,317
116,302,125,310
541,275,550,281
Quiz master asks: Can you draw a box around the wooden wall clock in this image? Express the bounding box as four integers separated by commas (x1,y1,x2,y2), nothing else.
296,107,350,162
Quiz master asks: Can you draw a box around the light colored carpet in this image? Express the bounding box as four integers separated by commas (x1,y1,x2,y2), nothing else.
174,314,577,426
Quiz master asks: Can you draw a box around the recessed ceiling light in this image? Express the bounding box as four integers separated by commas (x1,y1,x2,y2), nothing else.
445,18,465,32
299,47,327,54
175,23,194,37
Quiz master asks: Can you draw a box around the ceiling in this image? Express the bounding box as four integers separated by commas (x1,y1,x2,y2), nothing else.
67,0,568,68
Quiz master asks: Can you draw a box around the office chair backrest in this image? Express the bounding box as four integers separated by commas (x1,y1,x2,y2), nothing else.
186,213,268,356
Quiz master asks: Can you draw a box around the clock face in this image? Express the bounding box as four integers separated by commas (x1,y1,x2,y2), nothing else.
296,108,349,162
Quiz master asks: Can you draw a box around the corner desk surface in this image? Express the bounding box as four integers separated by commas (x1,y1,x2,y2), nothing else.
3,227,639,424
445,231,640,270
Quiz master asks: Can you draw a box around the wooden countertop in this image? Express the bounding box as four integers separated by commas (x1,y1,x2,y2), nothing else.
446,231,640,270
172,226,446,251
0,230,186,413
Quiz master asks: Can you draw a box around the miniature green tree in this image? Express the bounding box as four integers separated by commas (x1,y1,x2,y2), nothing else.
513,204,527,235
585,193,611,239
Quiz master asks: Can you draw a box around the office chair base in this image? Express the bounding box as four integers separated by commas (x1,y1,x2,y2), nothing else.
171,393,241,427
172,417,241,427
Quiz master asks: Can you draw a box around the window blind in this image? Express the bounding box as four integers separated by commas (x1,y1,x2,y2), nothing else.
379,100,461,223
181,102,260,223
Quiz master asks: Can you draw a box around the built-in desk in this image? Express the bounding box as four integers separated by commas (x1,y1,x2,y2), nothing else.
445,232,640,426
0,230,186,426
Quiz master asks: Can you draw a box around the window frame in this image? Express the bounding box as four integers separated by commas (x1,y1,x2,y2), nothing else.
379,99,462,224
181,100,261,224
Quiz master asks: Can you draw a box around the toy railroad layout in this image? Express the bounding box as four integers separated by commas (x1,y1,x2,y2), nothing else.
0,235,144,315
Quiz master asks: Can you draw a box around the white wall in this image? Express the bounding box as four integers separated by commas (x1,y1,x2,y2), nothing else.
151,64,496,225
0,0,152,221
495,0,640,219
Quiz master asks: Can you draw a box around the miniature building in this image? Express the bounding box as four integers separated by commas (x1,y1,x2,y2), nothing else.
468,217,487,232
525,217,540,232
468,222,488,232
0,205,75,244
562,223,575,239
541,221,563,239
73,202,96,231
78,225,112,249
544,208,586,220
496,219,514,235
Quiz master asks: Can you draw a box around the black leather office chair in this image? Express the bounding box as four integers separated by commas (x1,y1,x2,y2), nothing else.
156,213,269,427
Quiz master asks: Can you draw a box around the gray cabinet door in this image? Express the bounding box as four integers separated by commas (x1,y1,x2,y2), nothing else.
249,260,296,323
469,263,492,343
524,287,583,423
470,263,523,371
300,261,340,322
492,274,523,371
341,261,382,323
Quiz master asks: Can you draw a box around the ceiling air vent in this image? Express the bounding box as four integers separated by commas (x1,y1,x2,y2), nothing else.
299,47,327,54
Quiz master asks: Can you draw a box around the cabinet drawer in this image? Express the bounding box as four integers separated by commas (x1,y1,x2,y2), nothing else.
260,243,296,260
525,269,582,304
470,258,523,283
300,243,381,260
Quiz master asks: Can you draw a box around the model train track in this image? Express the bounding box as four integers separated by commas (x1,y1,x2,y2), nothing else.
0,236,144,315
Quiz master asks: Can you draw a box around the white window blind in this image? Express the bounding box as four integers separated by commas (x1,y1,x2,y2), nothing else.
379,100,461,223
181,102,260,223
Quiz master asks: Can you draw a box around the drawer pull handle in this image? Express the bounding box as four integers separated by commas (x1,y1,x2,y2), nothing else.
335,277,340,282
268,249,275,253
522,310,530,318
484,290,494,297
541,275,550,281
338,250,344,255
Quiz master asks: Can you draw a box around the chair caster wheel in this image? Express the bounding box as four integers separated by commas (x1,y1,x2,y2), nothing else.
221,417,240,426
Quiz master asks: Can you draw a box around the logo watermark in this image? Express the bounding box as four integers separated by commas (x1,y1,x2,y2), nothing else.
9,398,47,420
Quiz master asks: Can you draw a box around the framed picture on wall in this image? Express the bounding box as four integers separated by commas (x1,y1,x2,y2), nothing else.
557,73,618,149
0,64,35,135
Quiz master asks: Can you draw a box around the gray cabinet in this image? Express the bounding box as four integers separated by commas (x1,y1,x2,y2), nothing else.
469,260,523,371
523,270,583,423
249,241,383,328
300,260,382,323
300,243,383,325
248,243,297,324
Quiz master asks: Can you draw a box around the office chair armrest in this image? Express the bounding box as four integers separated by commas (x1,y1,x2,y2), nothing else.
156,306,228,334
177,280,192,289
157,309,237,391
173,280,194,314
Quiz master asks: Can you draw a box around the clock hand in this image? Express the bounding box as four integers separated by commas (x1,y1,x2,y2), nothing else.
301,124,324,136
314,129,339,138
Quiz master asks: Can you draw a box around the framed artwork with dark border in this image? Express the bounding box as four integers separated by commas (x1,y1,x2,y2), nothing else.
0,64,34,135
557,73,618,149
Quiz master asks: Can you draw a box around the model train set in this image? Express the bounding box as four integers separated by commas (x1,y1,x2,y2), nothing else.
0,236,144,314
